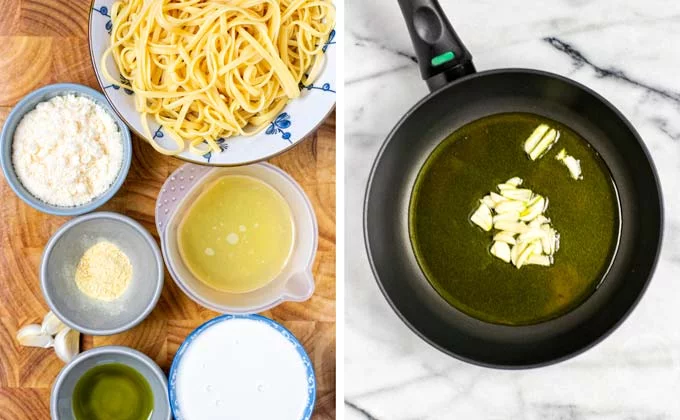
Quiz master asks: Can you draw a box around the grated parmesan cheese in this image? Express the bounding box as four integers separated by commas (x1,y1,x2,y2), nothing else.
12,94,123,207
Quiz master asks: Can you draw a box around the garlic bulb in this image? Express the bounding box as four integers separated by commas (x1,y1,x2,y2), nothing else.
41,311,67,336
16,324,54,348
54,328,80,363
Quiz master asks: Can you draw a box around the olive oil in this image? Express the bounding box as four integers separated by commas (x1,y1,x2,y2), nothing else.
72,363,154,420
409,113,620,325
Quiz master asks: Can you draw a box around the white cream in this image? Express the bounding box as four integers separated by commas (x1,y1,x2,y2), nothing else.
175,318,311,420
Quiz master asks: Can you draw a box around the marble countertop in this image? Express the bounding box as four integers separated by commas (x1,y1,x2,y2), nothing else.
344,0,680,418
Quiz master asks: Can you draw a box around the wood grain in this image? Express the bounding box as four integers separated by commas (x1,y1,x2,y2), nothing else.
0,0,336,418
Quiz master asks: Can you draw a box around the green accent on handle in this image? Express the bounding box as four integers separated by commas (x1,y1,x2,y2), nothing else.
431,51,455,66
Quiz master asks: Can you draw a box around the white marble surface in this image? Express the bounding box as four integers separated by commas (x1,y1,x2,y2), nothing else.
344,1,680,418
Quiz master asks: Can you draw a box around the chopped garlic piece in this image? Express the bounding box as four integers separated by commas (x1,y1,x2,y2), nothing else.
497,183,517,191
489,192,508,205
529,128,560,160
517,228,547,244
470,203,493,231
505,177,523,187
524,124,550,154
495,200,526,214
493,231,516,245
528,219,542,228
490,241,511,263
494,220,527,234
563,156,582,180
527,254,552,266
493,211,520,224
525,194,546,210
534,215,549,225
556,149,583,180
501,188,533,201
480,195,495,209
471,177,560,269
541,234,553,255
515,243,535,269
519,196,546,222
510,241,524,265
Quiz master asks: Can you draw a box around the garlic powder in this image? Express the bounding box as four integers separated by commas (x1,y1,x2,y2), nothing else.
75,241,132,301
12,94,123,207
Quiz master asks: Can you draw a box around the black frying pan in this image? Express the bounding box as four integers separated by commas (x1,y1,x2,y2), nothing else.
364,0,663,368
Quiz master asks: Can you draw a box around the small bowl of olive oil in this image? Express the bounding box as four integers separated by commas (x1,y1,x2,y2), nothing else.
51,345,171,420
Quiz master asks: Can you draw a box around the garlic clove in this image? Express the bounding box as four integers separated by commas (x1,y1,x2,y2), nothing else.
42,311,67,336
54,328,80,363
17,324,54,348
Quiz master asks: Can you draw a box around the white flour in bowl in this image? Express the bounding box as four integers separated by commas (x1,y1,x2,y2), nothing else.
12,94,123,207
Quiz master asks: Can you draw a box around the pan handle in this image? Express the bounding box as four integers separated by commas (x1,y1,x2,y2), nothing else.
397,0,476,91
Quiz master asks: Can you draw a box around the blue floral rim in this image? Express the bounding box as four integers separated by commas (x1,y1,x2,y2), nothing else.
167,314,316,420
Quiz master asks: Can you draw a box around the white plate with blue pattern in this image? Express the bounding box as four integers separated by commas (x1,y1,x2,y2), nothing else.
88,2,336,166
168,314,316,420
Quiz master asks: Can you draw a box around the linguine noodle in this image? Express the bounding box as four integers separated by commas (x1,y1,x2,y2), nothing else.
101,0,335,155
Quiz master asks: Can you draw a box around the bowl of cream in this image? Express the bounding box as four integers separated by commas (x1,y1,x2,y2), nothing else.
168,314,315,420
155,162,318,314
0,83,132,216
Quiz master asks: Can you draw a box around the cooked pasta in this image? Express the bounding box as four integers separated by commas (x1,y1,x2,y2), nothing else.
101,0,335,156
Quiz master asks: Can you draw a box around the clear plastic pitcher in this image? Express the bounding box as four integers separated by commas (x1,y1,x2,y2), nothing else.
155,163,318,313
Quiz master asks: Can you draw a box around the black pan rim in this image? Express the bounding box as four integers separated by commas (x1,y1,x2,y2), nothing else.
363,67,665,369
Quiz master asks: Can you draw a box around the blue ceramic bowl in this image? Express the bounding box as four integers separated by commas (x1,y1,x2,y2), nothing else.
168,314,316,420
0,83,132,216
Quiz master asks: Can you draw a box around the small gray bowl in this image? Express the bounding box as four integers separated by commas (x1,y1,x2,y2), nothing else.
0,83,132,216
51,345,171,419
41,212,163,335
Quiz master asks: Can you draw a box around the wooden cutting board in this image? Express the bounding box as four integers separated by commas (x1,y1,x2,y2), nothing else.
0,0,336,418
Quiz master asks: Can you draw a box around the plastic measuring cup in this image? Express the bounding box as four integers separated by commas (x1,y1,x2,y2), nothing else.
155,162,318,313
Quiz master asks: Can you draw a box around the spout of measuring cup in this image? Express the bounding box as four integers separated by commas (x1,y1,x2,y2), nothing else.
282,269,315,301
